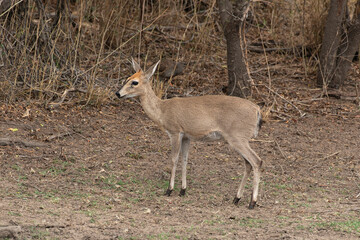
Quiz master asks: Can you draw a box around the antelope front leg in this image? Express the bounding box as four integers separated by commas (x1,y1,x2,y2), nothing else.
179,136,190,196
165,133,183,196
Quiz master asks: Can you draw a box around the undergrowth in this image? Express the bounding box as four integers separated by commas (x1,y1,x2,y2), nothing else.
0,0,349,107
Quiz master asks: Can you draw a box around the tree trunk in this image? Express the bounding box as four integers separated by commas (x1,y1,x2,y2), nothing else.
317,0,360,90
217,0,251,98
317,0,347,88
330,0,360,88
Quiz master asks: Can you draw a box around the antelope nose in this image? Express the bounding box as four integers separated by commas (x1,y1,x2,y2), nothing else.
115,91,121,98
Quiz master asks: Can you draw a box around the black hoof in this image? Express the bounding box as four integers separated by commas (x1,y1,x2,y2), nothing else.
165,189,173,196
179,188,186,196
248,201,256,209
233,197,241,205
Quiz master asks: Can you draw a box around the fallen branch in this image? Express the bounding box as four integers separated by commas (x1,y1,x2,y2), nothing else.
248,45,314,56
0,137,47,147
327,90,360,102
48,87,87,109
46,131,74,141
38,224,68,229
257,84,306,117
248,46,296,53
309,152,340,170
250,139,274,143
270,109,294,119
275,140,288,160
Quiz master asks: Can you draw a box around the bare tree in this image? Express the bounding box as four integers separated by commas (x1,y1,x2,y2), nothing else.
217,0,251,98
317,0,360,89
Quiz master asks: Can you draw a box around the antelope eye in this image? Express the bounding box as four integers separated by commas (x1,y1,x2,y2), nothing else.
131,81,138,86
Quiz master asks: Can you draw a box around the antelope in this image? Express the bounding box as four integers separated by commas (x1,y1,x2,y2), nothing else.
116,58,263,209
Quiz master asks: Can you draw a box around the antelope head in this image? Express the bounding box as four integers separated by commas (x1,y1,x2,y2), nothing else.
116,58,160,99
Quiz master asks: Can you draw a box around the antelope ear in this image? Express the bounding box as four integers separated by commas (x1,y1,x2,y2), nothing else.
131,57,142,72
144,60,160,82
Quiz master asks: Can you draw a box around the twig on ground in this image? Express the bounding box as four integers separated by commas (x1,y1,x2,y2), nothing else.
0,138,47,147
38,224,68,229
270,109,294,119
258,84,306,117
248,45,298,54
21,182,41,192
48,88,87,109
327,90,360,101
274,140,287,175
350,170,360,198
46,131,75,141
309,151,340,170
250,139,274,143
275,140,287,160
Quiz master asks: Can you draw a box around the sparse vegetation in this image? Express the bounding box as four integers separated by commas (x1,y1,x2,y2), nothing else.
1,0,357,109
310,219,360,233
0,0,359,239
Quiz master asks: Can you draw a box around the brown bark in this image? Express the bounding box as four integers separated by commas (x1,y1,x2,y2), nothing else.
330,0,360,88
317,0,347,88
217,0,250,98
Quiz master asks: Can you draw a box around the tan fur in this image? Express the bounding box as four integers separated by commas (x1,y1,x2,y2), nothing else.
116,59,263,209
127,71,142,80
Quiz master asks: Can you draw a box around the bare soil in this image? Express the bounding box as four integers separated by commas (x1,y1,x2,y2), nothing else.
0,95,359,239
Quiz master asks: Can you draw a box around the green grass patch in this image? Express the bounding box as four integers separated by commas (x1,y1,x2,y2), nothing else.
11,164,21,171
125,151,143,160
237,217,264,228
311,219,360,233
29,226,50,239
203,218,225,226
8,211,22,216
147,232,172,240
80,210,97,223
39,161,71,176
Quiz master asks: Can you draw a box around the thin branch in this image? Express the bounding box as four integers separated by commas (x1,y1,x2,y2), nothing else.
257,84,306,117
0,137,47,147
309,152,340,170
77,7,169,78
48,87,87,108
46,131,74,141
0,0,25,17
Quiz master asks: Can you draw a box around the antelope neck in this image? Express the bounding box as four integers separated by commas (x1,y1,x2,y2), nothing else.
139,83,163,125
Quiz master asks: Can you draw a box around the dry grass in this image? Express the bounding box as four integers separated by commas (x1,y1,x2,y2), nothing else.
0,0,347,107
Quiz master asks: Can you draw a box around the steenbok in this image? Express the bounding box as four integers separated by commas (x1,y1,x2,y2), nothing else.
116,59,263,209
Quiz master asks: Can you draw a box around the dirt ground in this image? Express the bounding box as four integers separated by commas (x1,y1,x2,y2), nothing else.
0,92,360,239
